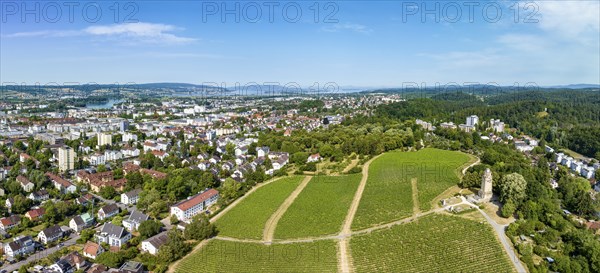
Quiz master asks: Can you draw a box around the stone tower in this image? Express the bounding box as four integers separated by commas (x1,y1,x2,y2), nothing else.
478,168,493,202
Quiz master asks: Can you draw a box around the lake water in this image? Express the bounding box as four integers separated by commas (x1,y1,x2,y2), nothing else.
85,99,123,109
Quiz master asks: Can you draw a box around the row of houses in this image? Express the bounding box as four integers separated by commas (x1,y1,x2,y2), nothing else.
554,151,598,179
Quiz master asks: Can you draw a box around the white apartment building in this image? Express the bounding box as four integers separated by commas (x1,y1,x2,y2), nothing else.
58,147,76,171
98,133,113,147
466,115,479,127
170,189,219,222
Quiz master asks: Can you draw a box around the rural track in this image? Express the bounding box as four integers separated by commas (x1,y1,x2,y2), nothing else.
411,178,421,215
462,156,481,176
338,155,380,273
262,176,313,243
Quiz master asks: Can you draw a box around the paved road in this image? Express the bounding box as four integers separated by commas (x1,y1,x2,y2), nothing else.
90,193,129,211
1,233,80,272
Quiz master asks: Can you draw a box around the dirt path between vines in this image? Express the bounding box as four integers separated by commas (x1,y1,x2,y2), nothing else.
210,176,288,223
411,178,420,215
338,155,380,273
262,176,312,242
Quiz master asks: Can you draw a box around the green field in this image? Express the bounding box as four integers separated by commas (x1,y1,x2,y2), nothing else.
216,176,304,239
274,174,362,239
350,214,515,273
352,148,471,230
175,239,338,273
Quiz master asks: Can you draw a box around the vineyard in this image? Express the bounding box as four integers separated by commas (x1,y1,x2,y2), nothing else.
350,214,515,273
174,150,515,273
216,176,304,239
175,239,338,273
352,148,470,230
274,174,362,239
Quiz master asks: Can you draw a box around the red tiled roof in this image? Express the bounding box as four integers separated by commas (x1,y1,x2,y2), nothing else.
46,172,73,188
17,175,32,185
26,208,46,219
140,168,167,179
84,241,101,256
175,189,219,211
586,221,600,230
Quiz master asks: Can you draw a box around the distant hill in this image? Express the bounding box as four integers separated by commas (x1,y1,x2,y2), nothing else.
548,84,600,89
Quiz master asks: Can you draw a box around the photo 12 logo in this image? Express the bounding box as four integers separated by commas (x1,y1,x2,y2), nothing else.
1,1,139,23
201,1,339,23
401,1,539,23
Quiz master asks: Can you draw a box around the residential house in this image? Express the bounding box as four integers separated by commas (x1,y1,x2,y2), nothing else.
5,197,15,212
38,224,64,244
95,223,131,248
28,189,50,202
17,175,35,192
307,153,321,163
209,155,220,164
571,161,583,174
141,232,169,255
3,236,35,257
76,194,94,206
221,161,235,171
257,146,270,157
198,161,211,171
25,208,46,221
46,172,77,194
235,156,245,166
83,241,104,259
98,204,120,221
170,189,219,222
69,213,94,233
0,215,21,230
582,166,595,179
272,155,289,171
121,188,142,205
151,150,168,161
235,146,248,156
47,251,87,273
46,259,73,273
122,210,149,231
87,264,108,273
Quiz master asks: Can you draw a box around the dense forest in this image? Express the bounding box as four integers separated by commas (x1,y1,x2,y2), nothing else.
376,90,600,159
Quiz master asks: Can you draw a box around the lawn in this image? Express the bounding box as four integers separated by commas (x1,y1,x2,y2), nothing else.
216,176,304,239
274,174,362,239
350,213,515,273
352,148,471,230
175,239,338,273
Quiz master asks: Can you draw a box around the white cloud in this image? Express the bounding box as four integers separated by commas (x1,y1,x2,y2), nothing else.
497,34,545,52
321,23,372,34
534,0,600,41
2,22,196,45
84,23,196,44
2,30,81,38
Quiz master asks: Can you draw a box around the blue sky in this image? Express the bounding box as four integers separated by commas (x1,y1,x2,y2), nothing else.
1,1,599,87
